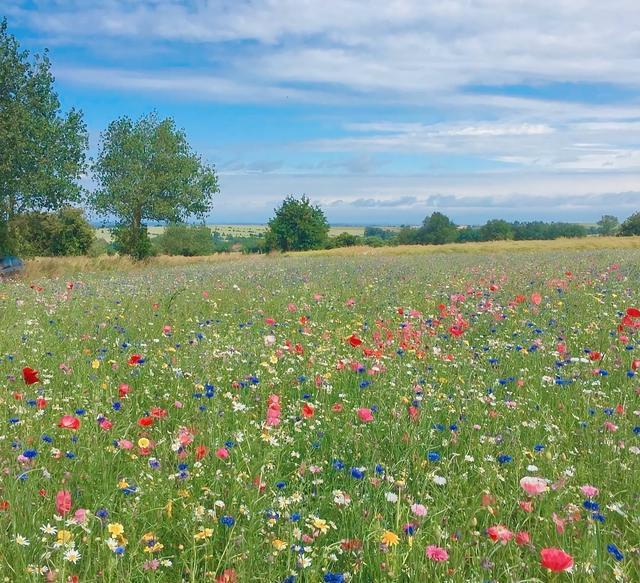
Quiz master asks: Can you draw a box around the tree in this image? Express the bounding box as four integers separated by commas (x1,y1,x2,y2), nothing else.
265,195,329,251
0,18,88,253
620,212,640,236
597,215,620,236
416,212,458,245
479,219,515,241
90,112,219,259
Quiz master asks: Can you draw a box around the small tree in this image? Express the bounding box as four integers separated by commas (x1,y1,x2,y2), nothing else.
90,112,219,260
416,212,457,245
479,219,515,241
620,212,640,236
0,18,88,253
266,195,329,251
597,215,620,236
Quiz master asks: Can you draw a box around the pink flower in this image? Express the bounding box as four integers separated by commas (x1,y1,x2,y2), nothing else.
411,503,428,517
58,415,80,430
425,545,449,562
540,547,574,572
55,490,72,515
357,408,374,422
215,448,229,460
604,421,618,432
519,476,548,496
515,531,530,546
74,508,88,524
552,512,565,534
487,525,514,544
118,439,133,450
174,400,183,408
580,484,599,497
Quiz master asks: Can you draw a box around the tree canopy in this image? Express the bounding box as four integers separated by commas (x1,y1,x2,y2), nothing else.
415,212,458,245
266,195,329,251
620,212,640,237
0,18,87,253
90,112,219,259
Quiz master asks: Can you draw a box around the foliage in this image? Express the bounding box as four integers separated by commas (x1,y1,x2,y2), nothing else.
7,207,94,257
0,18,87,251
153,224,216,256
512,221,587,240
394,226,419,245
619,212,640,236
479,219,515,241
597,215,620,236
327,232,361,248
90,112,219,260
266,195,329,251
415,212,458,245
364,226,396,240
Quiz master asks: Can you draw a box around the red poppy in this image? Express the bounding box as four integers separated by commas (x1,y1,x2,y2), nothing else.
302,403,315,418
626,307,640,318
195,445,209,461
138,416,154,427
118,383,131,398
540,547,573,572
22,367,40,385
588,351,602,361
150,407,167,418
58,415,80,430
36,397,47,409
347,334,363,347
128,354,143,366
531,292,542,306
0,500,9,511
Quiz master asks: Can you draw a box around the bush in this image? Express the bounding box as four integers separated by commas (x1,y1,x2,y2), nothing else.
8,207,94,257
620,212,640,236
328,232,361,248
266,195,329,251
153,224,215,256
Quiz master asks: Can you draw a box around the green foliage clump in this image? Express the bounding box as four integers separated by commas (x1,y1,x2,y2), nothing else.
8,207,94,257
153,224,216,256
266,195,329,251
416,212,458,245
620,212,640,236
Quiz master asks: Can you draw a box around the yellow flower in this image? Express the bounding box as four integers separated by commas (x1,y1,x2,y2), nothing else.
117,479,129,490
381,530,400,546
91,359,100,369
165,500,173,518
107,523,124,538
137,437,150,449
272,539,287,551
312,517,329,533
57,530,73,544
194,528,213,540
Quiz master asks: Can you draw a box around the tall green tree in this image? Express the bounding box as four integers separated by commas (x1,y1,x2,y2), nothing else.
266,195,329,251
415,211,458,245
597,215,620,236
620,212,640,236
0,18,87,253
91,112,219,259
480,219,515,241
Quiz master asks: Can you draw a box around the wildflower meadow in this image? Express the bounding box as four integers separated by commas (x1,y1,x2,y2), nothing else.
0,249,639,582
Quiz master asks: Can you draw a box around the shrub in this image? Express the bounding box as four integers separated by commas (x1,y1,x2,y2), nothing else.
153,224,215,256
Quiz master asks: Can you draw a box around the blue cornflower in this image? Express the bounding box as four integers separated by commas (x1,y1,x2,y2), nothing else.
350,467,365,479
332,459,345,470
220,515,235,527
323,573,345,583
276,481,287,489
497,454,512,464
23,449,37,459
607,544,624,561
583,500,600,511
427,451,441,462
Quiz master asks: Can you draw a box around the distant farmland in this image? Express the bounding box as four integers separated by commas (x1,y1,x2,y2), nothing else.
95,224,399,241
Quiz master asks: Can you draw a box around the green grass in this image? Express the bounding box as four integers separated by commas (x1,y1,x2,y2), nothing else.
0,248,638,581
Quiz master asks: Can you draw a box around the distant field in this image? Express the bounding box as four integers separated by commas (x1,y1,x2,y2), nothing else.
95,224,389,242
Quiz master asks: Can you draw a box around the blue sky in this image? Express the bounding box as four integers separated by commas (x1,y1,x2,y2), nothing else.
3,0,640,225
